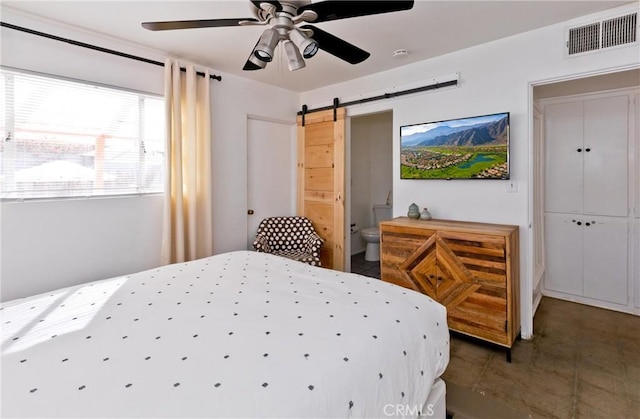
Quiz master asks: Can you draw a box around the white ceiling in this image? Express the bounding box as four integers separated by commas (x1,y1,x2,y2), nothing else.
2,1,632,92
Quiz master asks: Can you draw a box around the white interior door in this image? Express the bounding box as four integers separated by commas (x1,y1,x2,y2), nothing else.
583,95,629,217
583,216,628,305
544,101,584,214
544,213,583,295
247,117,296,249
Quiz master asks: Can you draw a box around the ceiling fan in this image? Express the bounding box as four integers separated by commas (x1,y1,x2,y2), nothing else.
142,0,414,71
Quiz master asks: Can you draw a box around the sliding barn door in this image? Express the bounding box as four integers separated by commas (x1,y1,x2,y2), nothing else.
297,109,345,270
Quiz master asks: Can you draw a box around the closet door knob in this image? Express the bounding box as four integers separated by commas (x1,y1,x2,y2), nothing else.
576,221,582,226
577,148,582,152
585,148,591,152
585,222,591,226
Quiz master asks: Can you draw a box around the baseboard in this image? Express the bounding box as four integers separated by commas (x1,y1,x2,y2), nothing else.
541,290,640,316
532,291,543,316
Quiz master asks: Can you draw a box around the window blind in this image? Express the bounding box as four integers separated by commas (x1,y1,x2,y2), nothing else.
0,68,164,199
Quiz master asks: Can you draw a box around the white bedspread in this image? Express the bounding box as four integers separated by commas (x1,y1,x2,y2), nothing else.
1,251,449,418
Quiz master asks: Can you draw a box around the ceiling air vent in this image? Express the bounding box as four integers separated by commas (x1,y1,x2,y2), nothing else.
567,12,638,56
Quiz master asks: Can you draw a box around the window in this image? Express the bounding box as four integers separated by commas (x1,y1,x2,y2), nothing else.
0,68,164,199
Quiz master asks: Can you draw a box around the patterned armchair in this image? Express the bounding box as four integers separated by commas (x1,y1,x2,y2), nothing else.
252,216,324,267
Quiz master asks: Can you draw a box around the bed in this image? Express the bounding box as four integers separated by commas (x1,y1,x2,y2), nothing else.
1,251,449,418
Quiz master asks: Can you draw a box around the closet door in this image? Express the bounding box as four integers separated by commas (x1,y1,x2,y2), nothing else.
635,93,640,309
583,216,628,305
583,95,629,217
544,213,583,295
635,220,640,309
544,101,584,214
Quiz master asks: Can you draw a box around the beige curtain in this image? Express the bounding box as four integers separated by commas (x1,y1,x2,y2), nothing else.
161,59,213,265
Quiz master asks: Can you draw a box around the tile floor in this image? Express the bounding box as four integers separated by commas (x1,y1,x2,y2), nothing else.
442,297,639,418
350,251,381,279
349,254,639,419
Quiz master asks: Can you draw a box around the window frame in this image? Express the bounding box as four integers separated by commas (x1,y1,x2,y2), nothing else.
0,66,165,202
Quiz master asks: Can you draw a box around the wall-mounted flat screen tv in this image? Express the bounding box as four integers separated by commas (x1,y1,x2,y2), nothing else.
400,112,510,180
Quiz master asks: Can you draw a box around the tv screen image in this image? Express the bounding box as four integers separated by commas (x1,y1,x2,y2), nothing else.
400,112,510,180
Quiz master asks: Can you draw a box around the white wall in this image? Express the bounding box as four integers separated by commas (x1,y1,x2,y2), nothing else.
300,3,640,338
0,9,299,301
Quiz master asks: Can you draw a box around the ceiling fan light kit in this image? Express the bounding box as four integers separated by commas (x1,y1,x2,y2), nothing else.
254,28,279,62
141,1,415,72
283,39,306,71
289,27,318,59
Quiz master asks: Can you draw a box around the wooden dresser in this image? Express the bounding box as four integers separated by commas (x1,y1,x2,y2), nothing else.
380,217,520,361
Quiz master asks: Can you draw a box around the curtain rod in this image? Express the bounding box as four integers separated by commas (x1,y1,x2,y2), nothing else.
297,78,458,124
1,21,222,82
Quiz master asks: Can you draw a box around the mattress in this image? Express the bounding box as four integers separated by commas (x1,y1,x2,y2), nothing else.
1,251,449,418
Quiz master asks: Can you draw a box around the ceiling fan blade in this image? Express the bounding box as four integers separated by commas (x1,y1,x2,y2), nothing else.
142,18,258,31
298,1,414,23
243,60,264,71
301,25,370,64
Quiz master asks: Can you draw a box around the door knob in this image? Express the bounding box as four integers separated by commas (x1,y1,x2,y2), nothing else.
576,221,582,226
577,148,582,152
247,209,254,215
585,148,591,152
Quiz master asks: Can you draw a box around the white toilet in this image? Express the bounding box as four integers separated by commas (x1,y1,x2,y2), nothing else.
360,204,393,262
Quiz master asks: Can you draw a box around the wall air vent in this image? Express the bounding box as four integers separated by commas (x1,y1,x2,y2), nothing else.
601,12,637,48
566,12,637,56
568,22,601,55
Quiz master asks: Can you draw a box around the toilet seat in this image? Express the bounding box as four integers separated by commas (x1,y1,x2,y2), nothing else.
360,227,380,241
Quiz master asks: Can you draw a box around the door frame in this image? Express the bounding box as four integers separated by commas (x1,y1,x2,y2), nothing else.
246,114,297,249
528,64,640,333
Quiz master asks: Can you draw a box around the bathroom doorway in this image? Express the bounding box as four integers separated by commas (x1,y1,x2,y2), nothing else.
348,110,393,277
